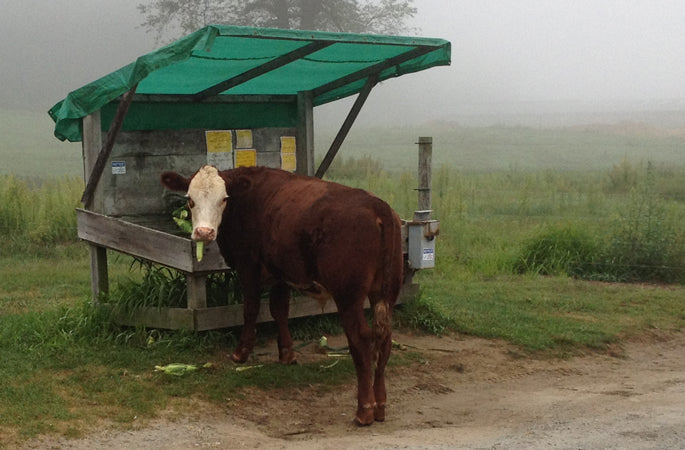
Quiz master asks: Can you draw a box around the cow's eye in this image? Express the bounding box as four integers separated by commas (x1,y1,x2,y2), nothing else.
221,196,228,204
187,198,195,209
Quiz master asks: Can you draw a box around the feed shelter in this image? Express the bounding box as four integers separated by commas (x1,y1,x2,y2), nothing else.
49,25,450,330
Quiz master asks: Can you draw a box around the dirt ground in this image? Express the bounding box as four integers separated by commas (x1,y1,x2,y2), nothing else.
26,331,684,449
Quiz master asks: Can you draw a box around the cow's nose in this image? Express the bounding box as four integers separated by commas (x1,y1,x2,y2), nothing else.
194,227,215,241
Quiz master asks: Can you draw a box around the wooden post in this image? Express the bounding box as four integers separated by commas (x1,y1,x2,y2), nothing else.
82,111,109,302
187,275,208,310
417,136,433,214
296,91,315,176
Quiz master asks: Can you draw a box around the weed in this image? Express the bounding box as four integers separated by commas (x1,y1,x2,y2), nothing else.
106,259,243,313
514,224,600,276
607,158,639,193
394,293,453,336
0,175,81,253
597,162,685,283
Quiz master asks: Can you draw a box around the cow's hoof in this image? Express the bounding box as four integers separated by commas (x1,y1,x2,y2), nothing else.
374,403,386,422
230,348,250,364
278,347,297,365
354,404,375,426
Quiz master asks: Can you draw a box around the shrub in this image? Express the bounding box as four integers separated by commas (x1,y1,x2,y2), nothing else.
596,163,685,283
514,224,600,277
606,158,638,193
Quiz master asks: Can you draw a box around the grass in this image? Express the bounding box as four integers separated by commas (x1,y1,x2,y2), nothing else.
1,115,685,444
415,265,684,354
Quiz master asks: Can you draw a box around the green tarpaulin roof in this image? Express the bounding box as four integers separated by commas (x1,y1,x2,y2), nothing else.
49,25,451,142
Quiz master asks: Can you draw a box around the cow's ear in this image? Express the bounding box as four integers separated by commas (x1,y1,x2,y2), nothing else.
161,171,190,192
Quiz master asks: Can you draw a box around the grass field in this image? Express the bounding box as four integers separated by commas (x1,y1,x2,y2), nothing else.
1,107,684,444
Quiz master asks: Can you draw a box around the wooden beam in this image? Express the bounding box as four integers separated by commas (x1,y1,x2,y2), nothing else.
80,85,137,208
315,74,378,178
417,136,433,212
81,111,109,302
296,91,315,176
108,283,418,331
312,45,435,99
193,41,334,101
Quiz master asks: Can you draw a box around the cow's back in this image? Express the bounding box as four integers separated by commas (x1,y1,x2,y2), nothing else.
219,167,402,302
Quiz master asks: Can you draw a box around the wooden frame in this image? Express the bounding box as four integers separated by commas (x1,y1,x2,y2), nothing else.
77,208,417,330
78,94,422,331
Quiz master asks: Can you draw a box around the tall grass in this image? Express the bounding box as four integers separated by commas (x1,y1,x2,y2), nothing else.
514,163,685,283
324,157,685,284
0,175,82,253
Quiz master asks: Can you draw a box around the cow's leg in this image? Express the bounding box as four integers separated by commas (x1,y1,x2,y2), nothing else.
232,266,261,363
269,282,295,364
338,301,375,426
372,334,392,422
369,295,393,422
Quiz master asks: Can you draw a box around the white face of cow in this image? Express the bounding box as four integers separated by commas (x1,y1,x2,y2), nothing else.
186,166,228,242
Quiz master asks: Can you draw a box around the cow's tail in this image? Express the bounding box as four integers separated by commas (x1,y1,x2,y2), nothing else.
372,202,403,360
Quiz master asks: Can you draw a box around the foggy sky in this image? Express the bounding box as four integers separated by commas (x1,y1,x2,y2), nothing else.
2,0,684,125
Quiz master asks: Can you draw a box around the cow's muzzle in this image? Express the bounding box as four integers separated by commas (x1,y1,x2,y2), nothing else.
193,227,216,242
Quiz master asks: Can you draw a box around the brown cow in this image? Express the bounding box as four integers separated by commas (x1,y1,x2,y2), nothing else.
161,165,403,425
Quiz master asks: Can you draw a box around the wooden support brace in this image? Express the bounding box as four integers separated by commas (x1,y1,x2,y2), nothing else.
315,73,378,178
81,85,138,209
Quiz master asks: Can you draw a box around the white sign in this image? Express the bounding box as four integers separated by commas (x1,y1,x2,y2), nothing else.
111,161,126,175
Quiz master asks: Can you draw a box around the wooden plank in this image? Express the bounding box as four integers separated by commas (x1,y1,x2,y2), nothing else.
417,136,433,212
296,91,314,176
82,111,109,302
113,284,418,331
315,74,378,178
112,306,195,330
82,111,104,212
101,129,206,218
76,209,228,273
187,275,208,309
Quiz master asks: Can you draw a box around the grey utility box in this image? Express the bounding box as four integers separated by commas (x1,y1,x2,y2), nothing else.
407,210,440,269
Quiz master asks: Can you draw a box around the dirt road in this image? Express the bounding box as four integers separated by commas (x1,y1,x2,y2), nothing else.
28,331,684,449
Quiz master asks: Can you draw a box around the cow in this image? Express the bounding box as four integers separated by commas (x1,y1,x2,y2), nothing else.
161,165,404,425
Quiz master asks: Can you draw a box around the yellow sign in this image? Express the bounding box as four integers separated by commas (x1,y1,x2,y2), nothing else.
235,129,253,149
205,130,232,153
280,136,296,171
280,136,296,153
235,149,257,167
281,153,296,172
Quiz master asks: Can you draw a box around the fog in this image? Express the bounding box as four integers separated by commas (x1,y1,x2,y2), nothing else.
2,0,685,127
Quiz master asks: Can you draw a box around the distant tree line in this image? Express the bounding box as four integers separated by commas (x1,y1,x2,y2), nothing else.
138,0,418,42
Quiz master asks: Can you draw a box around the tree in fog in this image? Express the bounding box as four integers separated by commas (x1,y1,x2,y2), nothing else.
138,0,417,42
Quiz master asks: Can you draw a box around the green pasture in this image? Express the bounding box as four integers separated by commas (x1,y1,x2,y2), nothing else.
1,110,684,445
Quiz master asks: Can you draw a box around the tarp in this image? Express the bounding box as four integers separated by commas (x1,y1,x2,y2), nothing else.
49,25,451,142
